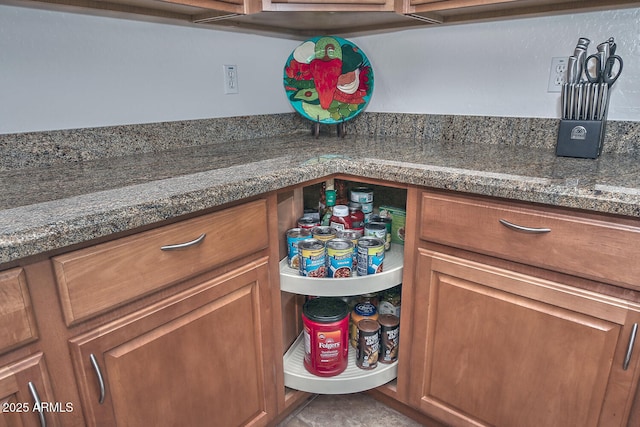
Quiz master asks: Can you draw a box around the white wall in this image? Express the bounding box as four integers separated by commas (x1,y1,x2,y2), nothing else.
0,5,299,134
355,8,640,121
1,4,638,134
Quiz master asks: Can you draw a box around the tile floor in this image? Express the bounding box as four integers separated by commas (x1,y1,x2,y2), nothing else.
276,393,425,427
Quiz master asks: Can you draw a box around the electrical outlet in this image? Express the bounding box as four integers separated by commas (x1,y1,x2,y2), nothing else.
223,65,239,94
547,57,568,93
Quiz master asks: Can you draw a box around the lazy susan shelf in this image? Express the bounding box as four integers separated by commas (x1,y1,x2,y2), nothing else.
279,244,404,296
283,333,398,394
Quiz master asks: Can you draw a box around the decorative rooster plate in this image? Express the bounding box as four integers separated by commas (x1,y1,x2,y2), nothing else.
283,36,374,124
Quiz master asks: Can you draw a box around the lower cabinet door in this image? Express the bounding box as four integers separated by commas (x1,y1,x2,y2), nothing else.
409,249,640,427
0,353,60,427
69,258,276,427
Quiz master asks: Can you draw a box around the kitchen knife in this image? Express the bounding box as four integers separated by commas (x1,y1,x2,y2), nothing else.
573,46,588,83
591,84,600,120
576,83,584,120
567,56,579,85
561,83,567,119
598,83,609,120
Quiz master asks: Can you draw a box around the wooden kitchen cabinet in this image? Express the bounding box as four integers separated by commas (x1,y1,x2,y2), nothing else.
0,353,61,427
261,0,395,12
68,257,277,427
0,268,62,427
405,189,640,426
409,249,640,427
55,198,279,427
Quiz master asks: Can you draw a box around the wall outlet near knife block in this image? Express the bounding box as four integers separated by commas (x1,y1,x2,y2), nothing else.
556,36,623,159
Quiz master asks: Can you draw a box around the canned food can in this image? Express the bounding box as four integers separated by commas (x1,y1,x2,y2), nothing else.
350,302,378,348
364,222,386,240
350,187,374,204
360,202,374,215
357,237,385,276
286,228,311,269
378,285,401,318
378,314,400,364
369,218,391,251
298,239,326,278
356,318,380,370
326,239,354,278
311,226,337,243
337,229,362,270
298,216,320,230
302,297,350,377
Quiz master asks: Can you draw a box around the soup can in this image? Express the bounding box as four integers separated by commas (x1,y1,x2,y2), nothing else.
326,239,354,278
337,229,362,270
298,216,320,230
298,239,326,278
356,318,380,370
356,237,385,276
378,314,400,364
369,217,392,251
350,187,374,204
311,226,337,243
365,222,386,240
302,297,350,377
286,228,310,269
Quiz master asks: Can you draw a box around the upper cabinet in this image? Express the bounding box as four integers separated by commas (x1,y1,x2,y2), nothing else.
11,0,640,36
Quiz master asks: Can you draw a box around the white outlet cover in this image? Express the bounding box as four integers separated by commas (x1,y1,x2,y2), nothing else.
223,64,239,94
547,57,568,93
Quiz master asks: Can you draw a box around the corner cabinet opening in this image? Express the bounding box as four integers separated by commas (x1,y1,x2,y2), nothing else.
277,178,407,395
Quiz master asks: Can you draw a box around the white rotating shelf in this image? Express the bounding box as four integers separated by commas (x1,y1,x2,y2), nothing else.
280,243,403,394
283,333,398,394
279,244,404,296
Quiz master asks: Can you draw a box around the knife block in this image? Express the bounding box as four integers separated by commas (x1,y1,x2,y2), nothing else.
556,119,606,159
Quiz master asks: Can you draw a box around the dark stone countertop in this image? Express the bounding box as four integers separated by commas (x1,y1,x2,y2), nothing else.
2,133,640,266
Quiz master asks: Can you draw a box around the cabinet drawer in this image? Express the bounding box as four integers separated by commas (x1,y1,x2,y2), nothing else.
420,191,640,290
0,268,38,353
53,199,269,325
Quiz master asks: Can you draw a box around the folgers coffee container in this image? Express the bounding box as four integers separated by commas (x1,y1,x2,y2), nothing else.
298,239,326,278
350,302,378,348
378,314,400,364
302,297,349,377
286,228,310,269
356,318,380,370
356,237,385,276
326,239,354,278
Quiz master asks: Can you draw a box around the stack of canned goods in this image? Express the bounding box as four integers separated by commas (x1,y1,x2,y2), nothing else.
350,187,374,223
351,301,400,370
286,226,385,278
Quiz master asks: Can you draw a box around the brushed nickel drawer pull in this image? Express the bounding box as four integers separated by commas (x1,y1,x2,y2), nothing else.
623,323,638,371
28,381,46,427
499,219,551,234
90,354,106,404
160,233,206,251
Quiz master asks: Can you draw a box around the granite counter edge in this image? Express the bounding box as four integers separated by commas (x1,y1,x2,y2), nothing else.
1,158,639,267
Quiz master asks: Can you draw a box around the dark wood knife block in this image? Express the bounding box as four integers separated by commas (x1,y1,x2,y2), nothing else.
556,119,606,159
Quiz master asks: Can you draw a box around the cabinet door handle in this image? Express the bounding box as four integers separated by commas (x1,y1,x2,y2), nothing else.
28,381,46,427
499,219,551,234
160,233,206,251
623,323,638,371
89,354,106,404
